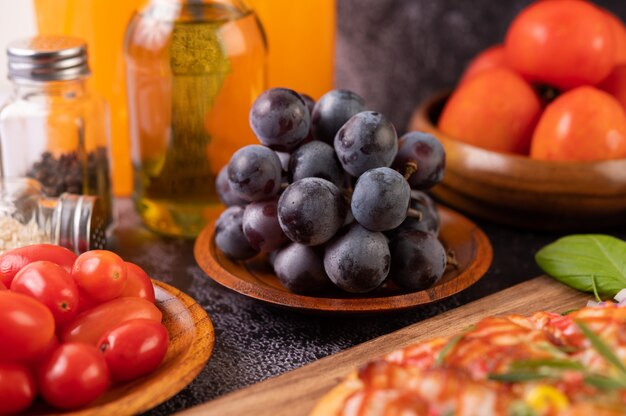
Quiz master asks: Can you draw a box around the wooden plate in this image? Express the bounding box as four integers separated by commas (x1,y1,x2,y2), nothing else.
35,280,215,416
194,206,492,314
410,92,626,230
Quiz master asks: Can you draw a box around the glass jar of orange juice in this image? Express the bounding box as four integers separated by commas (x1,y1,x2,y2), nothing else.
124,0,266,238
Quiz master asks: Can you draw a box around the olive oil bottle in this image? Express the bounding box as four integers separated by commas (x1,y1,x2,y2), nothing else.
125,0,266,237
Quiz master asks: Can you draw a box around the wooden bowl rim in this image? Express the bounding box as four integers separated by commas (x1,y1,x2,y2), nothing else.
411,91,626,169
193,205,493,314
41,280,215,416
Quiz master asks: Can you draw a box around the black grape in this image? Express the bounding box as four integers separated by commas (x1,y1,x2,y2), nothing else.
386,190,440,238
249,88,310,151
324,223,390,293
214,206,259,260
392,131,445,189
227,145,282,202
273,243,333,294
300,93,315,115
389,229,446,291
311,89,365,144
216,165,246,207
334,111,398,177
289,141,345,187
275,151,291,173
242,198,289,252
351,167,410,232
277,178,347,246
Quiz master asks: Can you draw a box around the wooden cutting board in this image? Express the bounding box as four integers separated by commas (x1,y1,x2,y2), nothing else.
178,276,588,416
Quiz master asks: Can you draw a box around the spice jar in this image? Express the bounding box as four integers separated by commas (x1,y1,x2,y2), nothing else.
0,36,112,224
0,177,107,254
125,0,267,237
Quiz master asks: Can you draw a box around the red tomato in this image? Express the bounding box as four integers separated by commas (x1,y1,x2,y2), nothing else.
61,297,162,345
26,335,59,372
76,288,101,313
72,250,127,302
530,86,626,161
459,44,508,84
38,343,109,410
599,64,626,111
0,244,77,288
0,281,6,290
121,262,155,303
604,9,626,64
0,362,36,415
11,261,79,327
0,291,55,362
505,0,615,89
97,319,169,382
439,68,542,154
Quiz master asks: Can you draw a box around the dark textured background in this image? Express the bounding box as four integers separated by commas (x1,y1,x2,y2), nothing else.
336,0,626,134
129,1,626,414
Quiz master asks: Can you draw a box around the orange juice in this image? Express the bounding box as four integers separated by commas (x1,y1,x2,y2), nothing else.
249,0,335,99
33,0,143,196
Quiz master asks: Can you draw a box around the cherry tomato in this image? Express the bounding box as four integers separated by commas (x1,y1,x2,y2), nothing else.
11,261,79,327
76,288,101,313
505,0,615,89
0,362,36,415
0,281,6,290
98,319,169,382
38,343,109,410
0,291,55,362
459,44,508,84
530,86,626,161
439,68,542,154
61,297,162,345
72,250,127,302
0,244,77,288
121,262,156,303
26,335,59,372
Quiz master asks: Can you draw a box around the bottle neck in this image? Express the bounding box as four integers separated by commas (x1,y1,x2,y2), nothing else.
11,78,88,101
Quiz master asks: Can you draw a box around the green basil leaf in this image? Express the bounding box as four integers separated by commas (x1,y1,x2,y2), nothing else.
576,320,626,377
583,374,626,390
488,371,549,382
511,358,585,371
535,234,626,297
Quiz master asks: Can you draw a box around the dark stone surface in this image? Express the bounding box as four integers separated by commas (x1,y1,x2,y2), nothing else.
106,1,626,413
336,0,626,134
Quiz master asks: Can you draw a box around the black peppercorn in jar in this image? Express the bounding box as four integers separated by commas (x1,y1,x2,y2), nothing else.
0,36,112,223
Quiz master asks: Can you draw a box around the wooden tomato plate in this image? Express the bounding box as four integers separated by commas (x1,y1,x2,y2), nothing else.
194,206,492,314
34,280,215,416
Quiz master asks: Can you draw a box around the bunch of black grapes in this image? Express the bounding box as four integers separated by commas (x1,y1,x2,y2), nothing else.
214,88,450,295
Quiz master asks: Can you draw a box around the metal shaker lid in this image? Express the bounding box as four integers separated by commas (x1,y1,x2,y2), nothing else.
6,36,90,82
56,193,107,254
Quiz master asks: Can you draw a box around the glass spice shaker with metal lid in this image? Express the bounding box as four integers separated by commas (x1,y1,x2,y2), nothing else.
0,177,107,254
0,36,112,224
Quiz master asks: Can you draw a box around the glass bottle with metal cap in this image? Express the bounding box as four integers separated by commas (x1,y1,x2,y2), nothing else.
0,36,112,224
0,177,107,254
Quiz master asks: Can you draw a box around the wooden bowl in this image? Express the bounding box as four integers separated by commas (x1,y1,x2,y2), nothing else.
410,92,626,230
194,205,492,314
35,280,215,416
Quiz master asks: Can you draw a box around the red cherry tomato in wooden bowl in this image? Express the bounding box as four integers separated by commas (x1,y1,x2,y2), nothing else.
121,262,156,303
38,343,109,410
0,362,36,415
97,319,169,383
71,250,127,303
0,291,55,362
505,0,615,90
0,244,76,288
11,261,79,327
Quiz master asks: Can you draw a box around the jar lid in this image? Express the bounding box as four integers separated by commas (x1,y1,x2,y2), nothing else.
6,36,90,82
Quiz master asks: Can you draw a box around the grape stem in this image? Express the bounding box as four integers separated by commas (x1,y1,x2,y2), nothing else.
403,161,418,180
446,249,459,269
407,208,423,221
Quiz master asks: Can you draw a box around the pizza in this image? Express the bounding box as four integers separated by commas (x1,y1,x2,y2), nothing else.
311,303,626,416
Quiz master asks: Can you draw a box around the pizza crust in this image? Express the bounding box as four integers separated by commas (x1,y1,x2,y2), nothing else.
309,373,362,416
